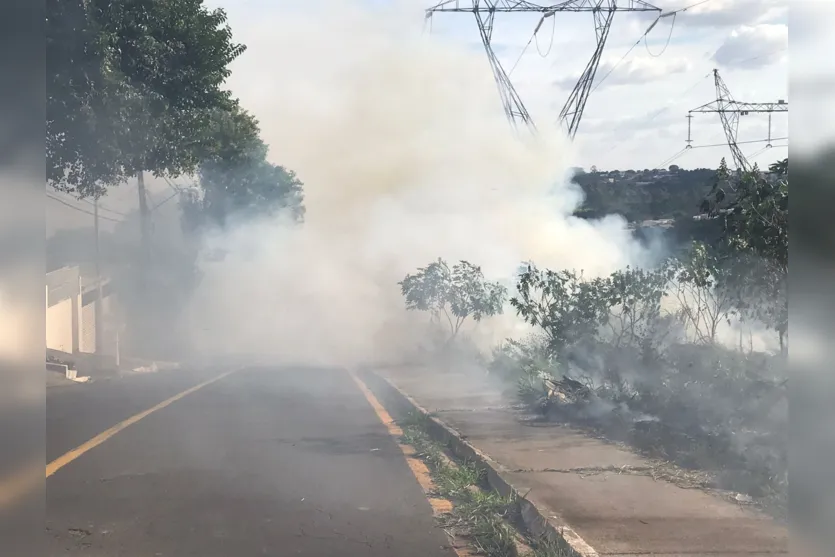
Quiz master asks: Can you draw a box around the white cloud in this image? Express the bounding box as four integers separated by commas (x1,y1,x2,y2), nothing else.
712,23,787,69
554,56,692,89
646,0,787,28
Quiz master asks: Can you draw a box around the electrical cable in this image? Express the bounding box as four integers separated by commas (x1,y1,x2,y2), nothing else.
601,71,712,156
676,0,713,13
654,147,689,170
151,190,179,212
534,13,556,57
651,137,787,171
79,197,127,217
645,13,676,57
689,137,787,150
715,47,787,69
46,193,123,223
508,35,533,76
162,176,183,193
592,0,714,93
48,186,127,217
590,37,641,94
509,14,548,76
748,145,772,159
749,143,788,160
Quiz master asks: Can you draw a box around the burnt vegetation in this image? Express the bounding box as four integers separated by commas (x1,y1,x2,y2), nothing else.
405,158,789,519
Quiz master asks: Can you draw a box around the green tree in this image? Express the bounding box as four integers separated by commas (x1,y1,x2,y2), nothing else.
510,265,609,355
47,0,248,196
702,157,788,270
47,0,126,196
669,242,737,345
600,266,671,348
399,258,507,342
702,158,788,352
181,106,305,231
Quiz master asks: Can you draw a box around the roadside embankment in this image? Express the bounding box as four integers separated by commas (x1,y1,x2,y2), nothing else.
360,365,787,557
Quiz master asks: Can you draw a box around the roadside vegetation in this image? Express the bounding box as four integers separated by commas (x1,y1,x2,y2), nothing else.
400,412,570,557
47,0,304,357
400,158,789,520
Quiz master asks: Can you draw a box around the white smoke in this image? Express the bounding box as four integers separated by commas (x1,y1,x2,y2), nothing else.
184,0,650,366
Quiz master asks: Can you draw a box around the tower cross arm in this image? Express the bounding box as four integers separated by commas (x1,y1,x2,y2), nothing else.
689,100,789,114
426,0,660,15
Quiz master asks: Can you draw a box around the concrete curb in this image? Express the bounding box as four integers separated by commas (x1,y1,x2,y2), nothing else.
359,368,599,557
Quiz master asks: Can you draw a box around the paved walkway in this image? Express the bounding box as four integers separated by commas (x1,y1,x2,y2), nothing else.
376,365,788,557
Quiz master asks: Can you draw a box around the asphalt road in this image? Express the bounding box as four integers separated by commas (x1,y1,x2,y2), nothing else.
46,366,457,557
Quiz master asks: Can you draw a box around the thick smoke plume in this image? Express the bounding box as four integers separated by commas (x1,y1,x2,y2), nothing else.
183,0,650,366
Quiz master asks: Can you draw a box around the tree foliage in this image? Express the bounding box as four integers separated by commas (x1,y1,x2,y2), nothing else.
182,106,305,231
701,158,788,350
510,265,672,356
399,259,507,341
601,266,672,348
669,242,738,345
510,266,609,355
47,0,247,196
702,157,788,270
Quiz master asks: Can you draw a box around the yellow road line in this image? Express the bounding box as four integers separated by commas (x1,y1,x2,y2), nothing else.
348,370,471,556
46,368,242,479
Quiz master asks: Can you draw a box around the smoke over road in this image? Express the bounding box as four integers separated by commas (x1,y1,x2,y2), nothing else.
184,0,649,366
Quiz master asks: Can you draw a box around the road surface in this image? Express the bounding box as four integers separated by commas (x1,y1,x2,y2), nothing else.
46,366,456,556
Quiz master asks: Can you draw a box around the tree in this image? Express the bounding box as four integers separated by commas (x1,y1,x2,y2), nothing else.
510,265,610,356
701,158,788,352
599,266,672,348
47,0,248,197
182,105,305,231
669,242,737,345
399,259,507,343
702,158,788,270
590,165,599,174
47,0,127,196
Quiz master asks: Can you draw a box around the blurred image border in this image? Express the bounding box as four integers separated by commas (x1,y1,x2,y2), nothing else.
789,3,835,557
0,0,46,554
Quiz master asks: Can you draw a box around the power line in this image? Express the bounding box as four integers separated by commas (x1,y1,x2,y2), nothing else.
651,137,787,170
162,176,183,193
509,12,557,76
534,13,556,58
602,71,712,155
509,27,537,76
48,187,128,217
151,190,179,212
654,147,689,170
688,137,787,150
592,0,713,93
719,47,787,69
644,13,676,57
46,193,123,223
77,197,127,217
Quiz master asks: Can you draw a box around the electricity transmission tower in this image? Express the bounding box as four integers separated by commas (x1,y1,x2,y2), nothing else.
687,68,788,172
425,0,661,138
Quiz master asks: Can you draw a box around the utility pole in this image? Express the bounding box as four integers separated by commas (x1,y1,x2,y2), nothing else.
137,170,152,266
94,198,103,356
687,69,788,172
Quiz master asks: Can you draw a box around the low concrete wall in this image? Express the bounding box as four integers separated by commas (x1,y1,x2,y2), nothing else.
45,266,115,357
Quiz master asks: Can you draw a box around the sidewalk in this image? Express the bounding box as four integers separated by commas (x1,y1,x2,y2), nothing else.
364,365,787,557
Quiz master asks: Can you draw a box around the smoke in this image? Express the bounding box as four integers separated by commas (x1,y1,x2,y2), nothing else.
182,0,650,366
